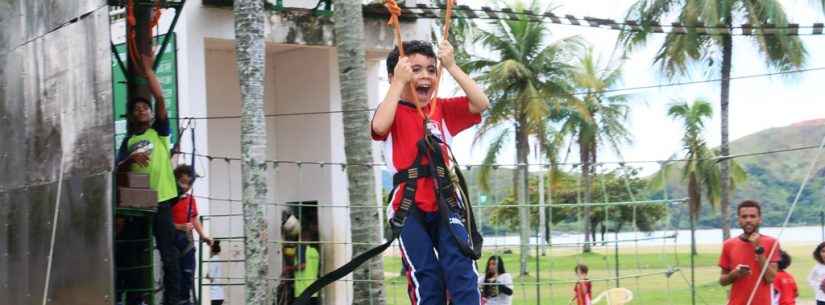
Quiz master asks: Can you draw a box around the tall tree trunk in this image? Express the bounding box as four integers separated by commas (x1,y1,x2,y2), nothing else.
580,140,593,253
688,197,697,305
234,1,270,304
515,124,530,276
333,0,386,303
688,173,700,256
719,34,733,241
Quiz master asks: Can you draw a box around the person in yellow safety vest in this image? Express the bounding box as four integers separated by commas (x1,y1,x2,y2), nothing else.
294,218,321,305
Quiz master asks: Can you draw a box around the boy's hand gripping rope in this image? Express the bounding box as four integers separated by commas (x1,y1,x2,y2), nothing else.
385,0,455,121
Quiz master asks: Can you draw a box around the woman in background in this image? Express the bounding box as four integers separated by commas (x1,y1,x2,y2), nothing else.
479,255,513,305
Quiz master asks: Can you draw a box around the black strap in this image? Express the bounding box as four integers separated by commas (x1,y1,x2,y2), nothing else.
419,135,483,259
293,155,423,305
392,166,431,186
292,232,397,305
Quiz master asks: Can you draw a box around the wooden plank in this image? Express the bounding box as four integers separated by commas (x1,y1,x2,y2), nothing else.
714,24,730,35
481,6,498,19
814,23,824,35
624,20,641,31
457,4,477,19
416,3,437,18
565,14,580,25
671,22,686,34
522,9,541,22
649,21,663,33
788,23,799,35
761,23,776,35
501,7,520,20
544,11,561,24
742,24,753,35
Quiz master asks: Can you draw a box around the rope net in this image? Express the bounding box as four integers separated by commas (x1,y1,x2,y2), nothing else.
195,157,690,305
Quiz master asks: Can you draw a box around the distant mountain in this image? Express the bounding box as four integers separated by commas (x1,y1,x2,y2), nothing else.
665,119,825,228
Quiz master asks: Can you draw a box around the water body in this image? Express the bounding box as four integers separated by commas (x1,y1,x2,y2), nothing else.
481,225,825,248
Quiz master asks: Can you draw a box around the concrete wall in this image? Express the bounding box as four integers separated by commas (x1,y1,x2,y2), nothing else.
0,1,114,305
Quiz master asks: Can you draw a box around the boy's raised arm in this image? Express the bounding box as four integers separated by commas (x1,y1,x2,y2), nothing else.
142,54,167,121
438,40,489,114
372,56,413,136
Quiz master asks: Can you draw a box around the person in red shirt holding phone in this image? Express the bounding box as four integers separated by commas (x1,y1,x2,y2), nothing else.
719,200,781,305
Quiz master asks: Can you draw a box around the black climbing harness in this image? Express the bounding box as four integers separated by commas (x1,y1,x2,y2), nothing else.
292,114,483,305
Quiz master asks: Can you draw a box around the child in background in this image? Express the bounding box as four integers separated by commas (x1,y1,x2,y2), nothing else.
773,250,797,305
569,264,592,305
206,241,224,305
172,164,213,305
808,242,825,305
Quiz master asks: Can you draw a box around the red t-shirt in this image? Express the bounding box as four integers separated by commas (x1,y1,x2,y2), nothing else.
372,97,481,213
773,270,797,305
574,280,592,305
172,195,198,224
718,235,781,305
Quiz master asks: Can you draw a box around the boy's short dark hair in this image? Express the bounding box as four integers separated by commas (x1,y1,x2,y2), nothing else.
386,40,436,75
737,200,762,215
574,264,588,274
778,250,791,270
174,164,195,180
127,97,152,115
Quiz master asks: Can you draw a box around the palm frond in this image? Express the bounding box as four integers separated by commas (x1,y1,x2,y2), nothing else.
478,128,512,193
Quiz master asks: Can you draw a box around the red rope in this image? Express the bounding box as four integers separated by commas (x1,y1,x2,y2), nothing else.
126,0,163,75
385,0,455,120
126,0,143,72
430,0,454,118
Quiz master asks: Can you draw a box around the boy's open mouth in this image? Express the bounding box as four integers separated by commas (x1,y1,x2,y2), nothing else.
415,83,432,97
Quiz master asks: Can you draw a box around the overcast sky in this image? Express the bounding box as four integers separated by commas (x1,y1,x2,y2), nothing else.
421,0,825,174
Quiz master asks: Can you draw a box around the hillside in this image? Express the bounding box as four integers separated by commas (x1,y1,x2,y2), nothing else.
667,119,825,227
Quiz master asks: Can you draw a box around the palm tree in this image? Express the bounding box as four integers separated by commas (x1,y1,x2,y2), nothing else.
655,99,719,258
234,0,270,303
654,99,748,252
554,47,632,253
652,99,746,305
464,0,582,274
620,0,806,241
333,0,385,303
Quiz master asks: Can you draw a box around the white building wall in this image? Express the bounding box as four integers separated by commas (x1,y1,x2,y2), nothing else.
204,43,353,305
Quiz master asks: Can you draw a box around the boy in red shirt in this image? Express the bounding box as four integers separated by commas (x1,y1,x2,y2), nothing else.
172,164,213,305
570,264,592,305
371,39,489,305
719,200,781,305
773,250,797,305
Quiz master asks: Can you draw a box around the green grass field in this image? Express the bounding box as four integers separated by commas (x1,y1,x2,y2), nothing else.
377,243,819,305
